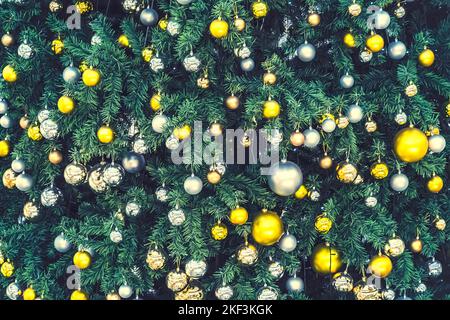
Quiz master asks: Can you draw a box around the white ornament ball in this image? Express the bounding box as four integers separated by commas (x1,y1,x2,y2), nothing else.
0,99,8,114
373,10,391,30
168,207,186,226
297,42,316,62
268,161,303,196
185,259,207,279
0,114,13,128
140,7,158,27
428,135,446,153
365,196,378,208
176,0,193,4
151,114,168,133
63,66,81,83
16,172,34,192
6,282,21,300
215,285,234,300
340,74,355,89
388,40,407,60
390,173,409,192
184,175,203,195
240,58,255,72
303,128,321,148
321,118,336,133
110,230,123,243
279,234,297,252
11,159,25,173
118,284,133,299
346,104,364,123
286,276,304,293
54,234,71,253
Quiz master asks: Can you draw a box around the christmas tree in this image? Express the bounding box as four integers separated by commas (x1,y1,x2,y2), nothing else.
0,0,449,300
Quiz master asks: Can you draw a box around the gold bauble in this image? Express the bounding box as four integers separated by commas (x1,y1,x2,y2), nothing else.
225,95,240,110
263,100,280,119
173,124,191,140
307,13,321,27
118,34,130,48
146,249,166,271
211,222,228,240
51,38,64,55
319,155,333,169
337,115,350,128
311,243,342,274
365,120,377,133
411,238,423,253
446,102,450,117
1,260,14,277
197,76,210,89
175,283,204,300
23,287,36,300
251,0,269,19
418,48,435,67
70,290,88,300
435,218,446,231
2,65,17,83
384,236,405,257
336,161,358,183
106,292,121,300
2,168,16,189
48,149,63,165
97,125,114,144
234,17,246,31
82,68,101,87
294,185,308,199
28,124,43,141
75,1,93,14
57,95,75,114
348,3,362,16
263,72,277,85
405,82,418,97
368,254,392,278
427,175,443,193
290,130,304,147
236,243,258,265
314,214,333,234
49,0,63,12
158,17,168,30
370,162,389,179
366,34,384,53
393,127,428,163
150,93,161,111
355,284,381,300
79,61,89,72
73,251,92,269
19,115,30,129
207,170,221,185
1,33,14,47
0,140,11,157
141,46,153,62
229,206,248,225
251,210,283,246
343,33,356,48
209,18,229,39
166,269,189,292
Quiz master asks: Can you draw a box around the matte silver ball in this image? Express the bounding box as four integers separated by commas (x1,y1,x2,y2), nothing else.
62,66,81,83
184,175,203,195
16,172,34,192
0,99,9,114
152,114,168,133
346,104,364,123
122,152,146,173
240,58,255,72
340,74,354,89
303,128,321,148
54,233,71,253
286,276,304,293
373,9,391,30
278,233,297,252
390,173,409,192
0,114,13,128
297,42,316,62
176,0,193,4
388,40,407,60
118,284,133,299
140,7,158,26
428,135,446,153
268,161,303,196
11,159,25,173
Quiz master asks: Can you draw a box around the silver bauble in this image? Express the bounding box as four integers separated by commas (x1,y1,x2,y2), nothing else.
234,45,251,59
428,258,442,277
64,162,87,186
16,172,34,191
359,49,373,63
278,233,297,252
286,276,304,293
155,186,169,202
365,196,378,208
388,40,407,60
37,108,50,123
184,174,203,195
185,259,207,279
183,54,201,72
346,104,364,123
394,112,408,125
133,137,149,154
168,207,186,226
118,284,134,299
340,73,355,89
373,9,391,30
40,186,63,207
62,65,81,83
102,162,125,186
140,7,158,26
297,41,316,62
122,0,144,13
149,56,164,73
11,158,25,173
166,135,180,150
215,285,233,300
152,114,168,133
122,152,146,173
54,233,71,253
17,42,33,59
0,114,13,129
40,118,59,140
240,58,255,72
176,0,193,4
428,135,446,153
257,286,278,300
303,128,321,148
6,282,21,300
0,99,8,114
268,261,284,279
88,164,108,193
110,230,123,243
167,20,181,36
125,201,141,217
390,173,409,192
321,118,336,133
268,160,303,196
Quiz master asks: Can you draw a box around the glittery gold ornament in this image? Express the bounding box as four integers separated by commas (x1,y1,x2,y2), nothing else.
365,119,378,133
384,236,405,257
1,260,14,277
73,251,91,269
251,210,283,246
294,184,308,199
370,161,389,180
332,272,354,292
435,217,446,231
343,33,356,48
28,124,43,141
263,99,280,119
97,125,114,144
229,206,248,225
263,71,277,85
141,46,153,62
368,254,392,278
70,290,88,300
166,269,188,292
207,170,221,184
82,68,101,87
75,1,93,14
234,17,246,31
106,292,121,300
173,124,191,140
211,222,228,240
315,214,333,234
336,161,358,183
197,75,210,89
58,95,75,114
405,82,418,97
354,283,381,300
427,175,443,193
2,168,16,189
2,65,17,83
51,38,64,55
307,12,320,26
146,248,166,270
366,33,384,53
418,48,435,67
49,0,63,12
337,114,350,129
225,95,240,110
0,140,11,157
158,17,169,30
150,92,161,111
348,2,362,16
175,282,204,300
209,18,229,39
311,243,342,274
393,126,428,163
237,242,258,265
251,0,269,19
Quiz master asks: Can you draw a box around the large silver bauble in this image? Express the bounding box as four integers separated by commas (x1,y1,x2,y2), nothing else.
16,172,34,191
40,119,59,140
240,58,255,72
140,7,158,26
267,161,303,196
102,162,125,186
118,284,134,299
340,73,354,89
388,40,407,60
286,276,304,293
40,186,63,207
176,0,193,4
184,174,203,195
185,259,207,279
64,162,87,186
152,114,168,133
62,65,81,83
303,128,321,148
122,152,146,173
0,114,12,129
373,9,391,30
428,135,446,153
54,233,71,253
390,173,409,192
278,233,297,252
346,104,364,123
0,99,8,114
297,42,316,62
11,158,25,173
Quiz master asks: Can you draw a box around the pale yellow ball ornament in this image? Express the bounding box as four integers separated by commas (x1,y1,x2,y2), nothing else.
307,13,321,27
97,125,115,144
70,290,88,300
366,33,384,53
2,65,17,83
263,99,280,119
368,254,392,278
427,175,443,193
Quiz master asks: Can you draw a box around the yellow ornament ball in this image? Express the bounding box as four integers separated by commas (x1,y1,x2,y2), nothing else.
73,251,92,269
2,65,17,83
28,124,43,141
209,18,229,39
97,125,114,144
368,254,392,278
173,125,191,140
57,96,75,114
211,222,228,241
370,162,389,180
0,140,11,157
295,184,308,199
1,260,14,277
418,48,435,67
311,243,342,274
51,38,64,55
141,47,153,63
118,34,130,48
70,290,88,300
393,127,428,163
251,210,283,246
252,0,269,19
307,13,321,27
263,72,277,85
229,206,248,225
315,214,333,234
150,93,161,111
23,287,36,300
343,33,356,48
366,33,384,53
427,175,443,193
82,68,101,87
410,238,423,253
263,100,280,119
158,17,168,30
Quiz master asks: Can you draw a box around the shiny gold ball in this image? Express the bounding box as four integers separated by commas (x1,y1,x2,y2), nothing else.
225,95,240,110
48,149,63,165
319,155,333,169
337,115,350,129
0,140,11,157
348,3,362,16
366,34,384,53
209,18,229,39
384,236,405,257
141,47,153,62
229,206,248,225
290,130,304,146
294,184,308,199
411,238,423,253
19,115,30,129
158,18,168,30
336,161,358,183
70,290,88,300
82,68,101,87
251,210,283,246
393,127,428,163
106,292,121,300
146,249,166,271
173,124,191,140
51,38,64,55
23,287,36,300
311,244,342,274
315,214,333,234
73,251,92,269
370,162,389,180
427,175,443,193
368,254,392,278
263,100,280,119
1,260,14,277
1,33,14,47
263,72,277,85
97,125,114,144
251,0,269,19
234,17,246,31
343,33,356,48
118,34,130,48
2,65,17,83
28,124,43,141
211,222,228,240
2,168,16,189
58,95,75,114
418,48,435,67
365,120,378,133
207,170,221,185
307,13,321,27
150,93,161,111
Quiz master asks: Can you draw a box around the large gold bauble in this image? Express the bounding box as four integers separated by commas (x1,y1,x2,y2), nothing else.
2,65,17,83
97,125,114,144
411,238,423,253
1,33,14,47
0,140,11,157
393,127,428,163
427,175,443,193
236,243,258,265
73,251,92,269
307,13,320,26
211,222,228,240
229,206,248,225
251,0,269,19
234,17,246,31
418,48,435,67
336,161,358,183
225,95,240,110
319,155,333,169
343,33,356,48
2,168,16,189
314,214,333,234
263,100,280,119
146,248,166,271
311,244,342,274
173,124,191,140
251,210,283,246
28,124,43,141
175,282,204,300
294,185,308,199
23,287,36,300
82,68,101,87
48,149,63,165
58,96,75,114
209,18,229,39
1,260,14,277
370,162,389,179
70,290,88,300
368,254,392,278
366,34,384,53
166,269,189,292
150,93,161,111
51,38,64,55
263,72,277,85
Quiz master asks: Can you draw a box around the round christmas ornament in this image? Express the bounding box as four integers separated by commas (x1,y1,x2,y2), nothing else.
343,33,356,48
393,126,428,163
0,139,10,157
359,48,373,62
73,251,91,269
315,214,333,234
183,53,201,72
40,119,59,140
365,119,377,133
428,134,446,153
48,149,63,165
404,82,418,97
184,174,203,195
394,3,406,18
2,65,17,83
16,172,34,192
370,161,389,179
267,160,303,196
307,12,321,26
388,40,407,60
1,33,14,47
348,2,362,16
311,243,342,274
332,272,354,292
58,96,75,114
381,288,396,300
118,284,133,299
209,123,223,137
210,18,229,39
109,229,123,243
97,125,114,144
303,128,321,148
17,41,33,59
38,108,50,122
22,201,40,221
87,164,108,193
263,71,277,85
229,206,248,225
354,283,380,300
240,58,255,72
418,48,435,67
0,114,13,129
118,34,130,47
140,7,158,26
63,65,81,83
365,196,378,208
368,254,392,278
167,20,181,36
336,161,358,183
215,285,234,300
321,114,336,133
384,236,405,257
1,260,14,277
410,237,423,253
146,247,166,270
339,73,354,89
173,124,191,140
75,0,93,13
435,217,446,231
286,275,304,293
279,233,297,252
168,206,186,226
106,292,121,300
125,201,141,217
23,287,36,300
295,185,307,199
237,242,258,265
49,0,63,12
141,46,153,62
234,16,245,31
372,9,391,29
257,286,278,300
40,185,63,207
175,281,204,300
155,185,169,202
51,38,64,54
166,135,180,150
166,269,189,292
263,99,280,119
234,44,251,59
150,92,161,111
211,222,228,240
185,260,207,279
290,130,304,146
6,282,21,300
319,154,333,169
122,152,145,173
0,99,8,114
102,162,125,186
20,115,30,129
152,114,168,133
82,68,101,87
427,175,443,193
225,95,240,110
252,0,269,19
176,0,193,4
54,233,71,253
251,210,283,246
64,162,87,186
366,33,384,52
390,172,409,192
70,290,88,300
297,41,316,62
2,168,17,189
122,0,144,13
133,137,149,154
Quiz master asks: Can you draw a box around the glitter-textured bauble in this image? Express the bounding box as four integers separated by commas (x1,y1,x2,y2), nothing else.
263,71,276,85
16,172,34,191
290,130,304,146
167,20,181,36
359,48,373,63
82,68,101,87
263,99,280,119
151,114,168,133
388,40,407,60
173,124,191,140
51,38,64,54
257,286,278,300
348,3,362,16
40,119,59,140
166,270,189,292
175,282,204,300
240,58,255,72
236,243,258,265
251,210,283,246
49,0,63,12
91,34,102,46
410,238,423,253
17,42,33,59
368,254,392,278
70,290,88,300
343,33,355,48
395,4,406,18
58,95,75,114
54,233,71,253
297,42,316,62
23,201,40,221
48,149,63,165
63,65,81,83
229,206,248,225
307,12,320,26
405,82,418,97
73,251,91,269
132,137,149,154
1,33,14,47
252,0,269,18
373,9,391,29
303,128,321,148
185,260,207,279
211,222,228,240
118,284,133,299
336,161,358,183
418,48,435,67
2,168,16,189
87,164,107,193
215,285,234,300
384,236,405,257
64,162,87,186
366,33,384,52
110,230,123,243
6,282,20,300
2,65,17,83
166,135,180,150
1,261,14,277
155,186,169,202
286,276,304,293
339,73,354,89
41,186,63,207
332,272,354,292
234,45,251,59
365,119,377,133
268,261,284,279
315,214,333,234
428,134,446,153
97,125,114,144
390,173,409,192
393,127,428,163
168,207,186,226
38,109,50,122
176,0,193,4
279,233,297,252
370,162,389,180
197,76,209,89
0,114,13,129
184,175,203,195
122,0,144,12
75,0,93,14
103,162,125,186
355,284,380,300
311,244,342,274
146,248,166,270
225,95,240,110
365,196,378,208
427,175,443,193
141,46,153,62
267,161,303,196
209,18,229,39
183,54,201,72
321,117,336,133
125,201,141,217
140,7,158,26
381,289,396,300
234,17,245,31
122,152,145,173
0,99,8,114
427,258,442,277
